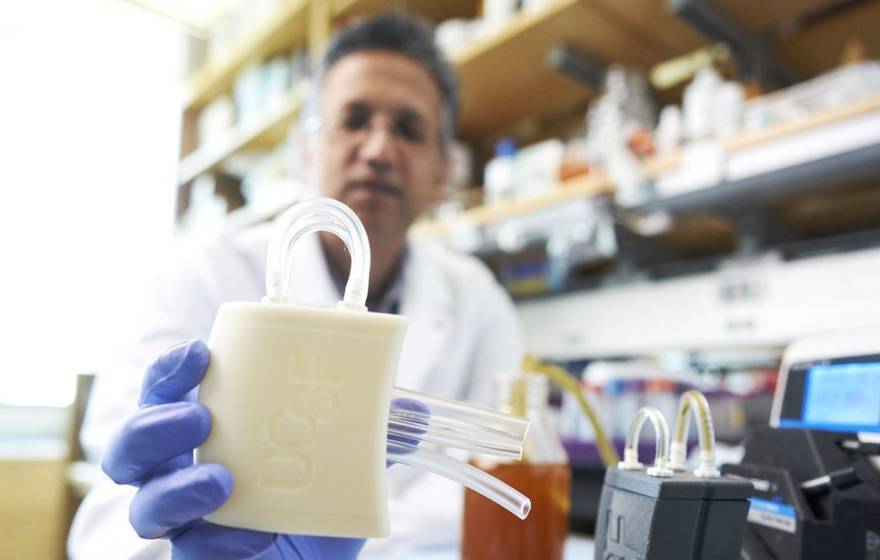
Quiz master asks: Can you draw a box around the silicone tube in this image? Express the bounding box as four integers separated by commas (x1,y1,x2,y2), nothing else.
668,390,720,478
392,387,530,444
387,441,531,520
521,355,619,466
387,414,523,459
265,197,370,310
618,406,673,478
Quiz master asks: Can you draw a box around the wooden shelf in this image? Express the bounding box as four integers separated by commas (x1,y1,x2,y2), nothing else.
637,95,880,216
451,0,703,140
411,174,613,239
183,0,310,112
178,90,304,186
176,0,880,223
332,0,476,23
643,92,880,178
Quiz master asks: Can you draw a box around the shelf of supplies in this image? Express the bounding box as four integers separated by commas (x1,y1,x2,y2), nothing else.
636,95,880,215
451,0,703,140
643,92,880,179
177,90,304,186
183,0,310,112
411,174,613,239
332,0,477,23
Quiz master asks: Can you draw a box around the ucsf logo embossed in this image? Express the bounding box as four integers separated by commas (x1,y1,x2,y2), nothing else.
259,350,341,492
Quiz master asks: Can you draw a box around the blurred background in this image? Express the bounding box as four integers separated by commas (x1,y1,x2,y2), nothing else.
2,0,880,557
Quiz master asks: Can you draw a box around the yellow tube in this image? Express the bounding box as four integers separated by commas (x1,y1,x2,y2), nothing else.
670,389,720,477
673,390,715,453
522,355,620,467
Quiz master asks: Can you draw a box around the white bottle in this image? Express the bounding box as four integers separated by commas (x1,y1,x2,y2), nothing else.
484,138,517,205
655,105,683,155
683,67,722,141
712,81,745,138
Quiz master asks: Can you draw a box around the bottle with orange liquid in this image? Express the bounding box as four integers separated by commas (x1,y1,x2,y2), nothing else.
461,372,571,560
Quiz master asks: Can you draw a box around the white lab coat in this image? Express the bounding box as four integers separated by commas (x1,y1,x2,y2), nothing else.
68,223,524,559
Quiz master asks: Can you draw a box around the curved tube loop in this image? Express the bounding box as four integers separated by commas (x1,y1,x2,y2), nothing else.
265,197,370,310
618,406,673,478
669,390,720,478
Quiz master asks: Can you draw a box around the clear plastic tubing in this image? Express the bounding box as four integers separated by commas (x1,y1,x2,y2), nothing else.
669,390,719,478
387,407,525,453
387,416,522,459
618,406,673,478
672,390,715,454
388,441,531,520
266,197,533,513
265,197,370,310
393,386,530,444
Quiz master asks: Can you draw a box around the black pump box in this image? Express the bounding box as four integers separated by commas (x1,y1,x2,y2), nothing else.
594,468,753,560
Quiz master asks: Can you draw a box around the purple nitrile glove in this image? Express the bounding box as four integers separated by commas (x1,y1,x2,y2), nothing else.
102,339,425,560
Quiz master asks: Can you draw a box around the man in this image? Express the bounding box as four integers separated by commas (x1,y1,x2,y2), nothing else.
69,13,524,559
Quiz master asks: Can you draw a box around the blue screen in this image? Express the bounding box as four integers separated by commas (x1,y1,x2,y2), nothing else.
781,361,880,432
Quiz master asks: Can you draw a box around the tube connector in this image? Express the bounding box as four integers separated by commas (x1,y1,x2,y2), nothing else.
668,439,688,472
694,449,721,478
618,447,644,471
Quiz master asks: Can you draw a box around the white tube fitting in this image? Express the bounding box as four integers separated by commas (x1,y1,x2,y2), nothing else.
618,447,644,471
668,439,688,472
693,449,720,478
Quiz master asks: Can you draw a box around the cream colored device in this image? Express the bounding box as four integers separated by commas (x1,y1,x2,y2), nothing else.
200,303,405,537
196,198,531,539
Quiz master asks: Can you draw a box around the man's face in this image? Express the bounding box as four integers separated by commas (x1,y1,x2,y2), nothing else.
312,51,450,242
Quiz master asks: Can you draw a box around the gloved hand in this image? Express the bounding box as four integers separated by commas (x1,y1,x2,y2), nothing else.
102,339,425,560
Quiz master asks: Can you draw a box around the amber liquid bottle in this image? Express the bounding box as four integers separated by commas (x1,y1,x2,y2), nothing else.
461,374,571,560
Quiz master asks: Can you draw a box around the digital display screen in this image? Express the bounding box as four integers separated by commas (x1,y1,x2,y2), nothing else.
778,353,880,433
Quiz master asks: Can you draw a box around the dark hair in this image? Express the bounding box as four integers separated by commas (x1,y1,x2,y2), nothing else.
316,12,459,148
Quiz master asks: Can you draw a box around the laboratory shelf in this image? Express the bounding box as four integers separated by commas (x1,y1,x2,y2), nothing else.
183,0,310,112
183,0,474,114
643,93,880,178
175,0,880,224
177,90,304,186
331,0,476,25
409,174,614,239
637,93,880,215
516,245,880,359
451,0,703,140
